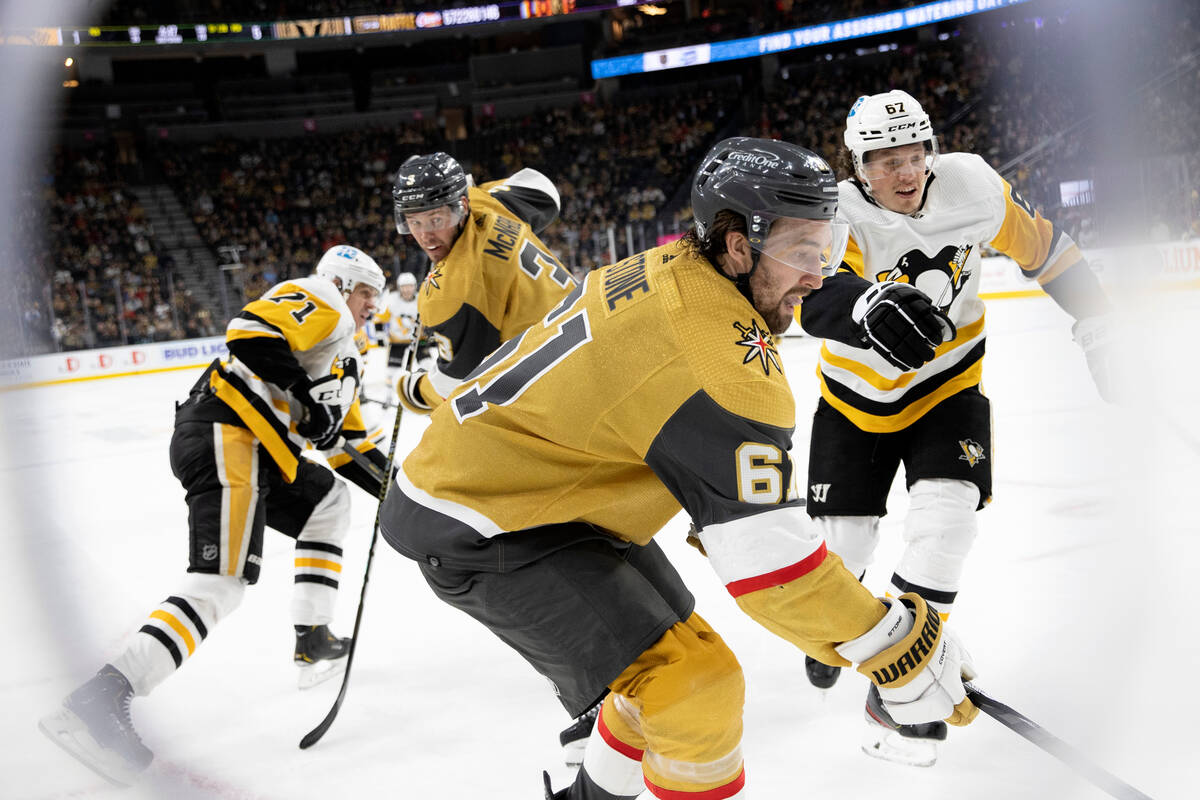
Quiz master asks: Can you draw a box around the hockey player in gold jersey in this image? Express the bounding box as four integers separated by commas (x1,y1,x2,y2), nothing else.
795,90,1114,766
390,151,575,414
381,138,979,800
39,246,392,786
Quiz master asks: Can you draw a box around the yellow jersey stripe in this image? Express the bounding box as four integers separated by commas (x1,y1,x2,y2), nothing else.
210,373,299,482
818,315,985,392
817,359,983,433
1035,243,1084,286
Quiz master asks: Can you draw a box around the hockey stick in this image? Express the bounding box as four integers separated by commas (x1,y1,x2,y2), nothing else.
964,682,1154,800
299,323,423,750
339,441,387,484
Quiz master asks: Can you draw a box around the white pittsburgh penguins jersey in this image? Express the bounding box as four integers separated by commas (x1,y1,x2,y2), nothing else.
374,290,420,345
216,276,364,481
809,152,1084,432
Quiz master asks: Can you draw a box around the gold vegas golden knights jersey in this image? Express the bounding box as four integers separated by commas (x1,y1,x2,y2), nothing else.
798,152,1093,433
388,239,886,665
201,276,379,484
414,182,575,406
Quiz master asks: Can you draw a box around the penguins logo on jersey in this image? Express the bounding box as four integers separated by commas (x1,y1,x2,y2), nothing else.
958,438,986,467
734,320,782,376
423,265,443,297
876,244,974,311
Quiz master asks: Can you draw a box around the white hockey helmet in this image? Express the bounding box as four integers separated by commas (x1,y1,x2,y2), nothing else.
843,90,938,182
315,245,386,297
396,272,418,288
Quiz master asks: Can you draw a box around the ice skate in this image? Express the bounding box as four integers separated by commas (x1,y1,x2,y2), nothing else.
295,625,351,690
38,664,153,786
559,703,599,768
804,654,842,691
860,684,947,767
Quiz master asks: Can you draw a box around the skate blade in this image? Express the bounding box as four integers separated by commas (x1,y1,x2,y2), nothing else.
860,724,938,767
38,707,143,787
297,657,347,690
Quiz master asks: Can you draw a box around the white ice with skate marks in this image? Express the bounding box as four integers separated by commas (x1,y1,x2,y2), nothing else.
1,292,1196,799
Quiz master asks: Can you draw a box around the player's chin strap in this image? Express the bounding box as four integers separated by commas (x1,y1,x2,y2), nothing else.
728,250,760,308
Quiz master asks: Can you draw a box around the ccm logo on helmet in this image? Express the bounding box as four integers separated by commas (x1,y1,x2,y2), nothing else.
728,152,782,168
887,122,918,132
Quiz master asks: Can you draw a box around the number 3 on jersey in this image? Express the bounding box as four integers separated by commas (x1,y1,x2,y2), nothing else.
453,310,593,422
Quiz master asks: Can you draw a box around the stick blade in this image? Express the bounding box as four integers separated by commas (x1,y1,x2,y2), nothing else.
299,676,350,749
299,712,336,750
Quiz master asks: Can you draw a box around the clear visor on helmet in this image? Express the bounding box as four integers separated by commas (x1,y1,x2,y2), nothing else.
395,201,466,236
748,214,850,278
860,138,939,182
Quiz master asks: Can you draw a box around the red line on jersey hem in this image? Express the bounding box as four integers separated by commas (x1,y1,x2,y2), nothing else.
645,767,746,799
597,704,644,761
724,542,828,598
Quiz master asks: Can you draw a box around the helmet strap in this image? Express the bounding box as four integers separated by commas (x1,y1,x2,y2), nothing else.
719,249,758,308
447,196,470,252
734,250,760,306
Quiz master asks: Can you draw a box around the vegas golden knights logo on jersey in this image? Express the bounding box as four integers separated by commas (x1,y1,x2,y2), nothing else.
733,320,782,375
424,265,443,295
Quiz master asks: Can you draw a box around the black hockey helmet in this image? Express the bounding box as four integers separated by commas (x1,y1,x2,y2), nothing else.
691,137,845,276
392,152,470,234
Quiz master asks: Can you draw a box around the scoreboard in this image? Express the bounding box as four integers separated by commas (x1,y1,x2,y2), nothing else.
1,0,650,47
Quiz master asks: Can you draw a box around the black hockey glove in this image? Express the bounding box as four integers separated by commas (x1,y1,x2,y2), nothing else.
852,282,956,371
293,375,344,449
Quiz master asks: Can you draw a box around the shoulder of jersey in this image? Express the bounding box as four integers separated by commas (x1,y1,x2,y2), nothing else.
271,275,348,310
468,184,526,231
837,178,884,224
647,244,795,429
932,152,1005,196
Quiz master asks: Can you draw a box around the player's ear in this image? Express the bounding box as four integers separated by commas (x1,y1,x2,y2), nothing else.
721,231,752,276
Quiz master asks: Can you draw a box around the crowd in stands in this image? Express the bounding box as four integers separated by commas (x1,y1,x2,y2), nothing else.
474,85,742,273
7,143,217,359
154,127,433,304
13,2,1197,357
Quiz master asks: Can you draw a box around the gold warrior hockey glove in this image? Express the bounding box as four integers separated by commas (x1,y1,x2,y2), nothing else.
836,593,979,727
396,369,433,415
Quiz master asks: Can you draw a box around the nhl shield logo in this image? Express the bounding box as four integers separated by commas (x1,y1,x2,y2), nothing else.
957,439,986,467
202,543,219,562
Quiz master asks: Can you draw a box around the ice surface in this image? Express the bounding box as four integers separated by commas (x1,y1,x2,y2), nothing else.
2,293,1195,799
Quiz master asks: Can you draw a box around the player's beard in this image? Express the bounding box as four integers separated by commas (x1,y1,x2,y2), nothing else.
749,267,800,335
